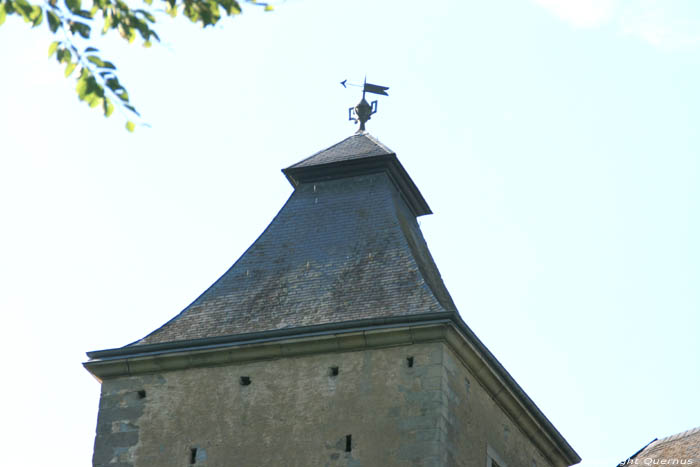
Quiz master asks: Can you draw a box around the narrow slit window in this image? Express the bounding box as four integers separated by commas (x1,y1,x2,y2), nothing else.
407,356,414,368
487,445,507,467
345,434,352,452
240,376,251,386
137,390,146,399
189,448,197,464
330,366,339,377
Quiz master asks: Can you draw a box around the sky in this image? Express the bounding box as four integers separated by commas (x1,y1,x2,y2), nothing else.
1,0,698,465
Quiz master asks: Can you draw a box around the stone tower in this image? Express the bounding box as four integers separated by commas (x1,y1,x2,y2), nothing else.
84,133,581,467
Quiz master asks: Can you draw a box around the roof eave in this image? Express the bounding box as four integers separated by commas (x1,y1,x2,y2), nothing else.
282,154,432,217
85,312,453,360
448,314,582,466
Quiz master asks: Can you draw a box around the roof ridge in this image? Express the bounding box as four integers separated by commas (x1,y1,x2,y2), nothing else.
362,132,395,155
289,134,357,168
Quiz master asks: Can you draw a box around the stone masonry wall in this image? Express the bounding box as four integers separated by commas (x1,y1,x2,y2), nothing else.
92,341,554,466
93,342,448,467
441,344,554,467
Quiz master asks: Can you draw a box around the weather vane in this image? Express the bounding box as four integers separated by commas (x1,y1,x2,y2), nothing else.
341,78,389,132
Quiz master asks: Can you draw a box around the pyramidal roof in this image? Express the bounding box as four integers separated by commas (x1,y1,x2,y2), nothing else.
124,132,455,348
286,131,395,168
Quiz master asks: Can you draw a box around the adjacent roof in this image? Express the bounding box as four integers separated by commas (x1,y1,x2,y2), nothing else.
624,426,700,465
128,132,455,347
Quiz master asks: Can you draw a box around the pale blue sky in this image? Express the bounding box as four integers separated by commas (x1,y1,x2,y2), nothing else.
1,1,698,465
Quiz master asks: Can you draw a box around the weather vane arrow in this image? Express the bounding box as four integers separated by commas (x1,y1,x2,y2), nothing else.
342,77,390,131
341,79,389,96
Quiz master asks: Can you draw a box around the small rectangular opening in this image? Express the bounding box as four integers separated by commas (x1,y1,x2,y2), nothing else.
137,390,146,399
189,447,197,464
345,434,352,452
406,357,414,368
330,366,339,377
240,376,251,386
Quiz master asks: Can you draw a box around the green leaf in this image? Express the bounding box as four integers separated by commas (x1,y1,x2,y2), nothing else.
48,41,60,58
84,46,99,53
14,0,33,22
105,77,121,91
15,0,30,10
76,69,91,99
102,15,112,33
56,47,72,63
183,2,198,23
74,9,92,18
115,88,129,102
125,120,135,132
88,95,101,108
124,103,140,116
134,8,155,22
60,47,72,63
70,21,91,38
87,55,104,67
64,61,77,77
143,40,151,48
76,80,87,100
31,7,42,26
65,0,80,13
76,84,86,100
264,4,273,11
103,98,114,117
0,3,6,26
46,10,60,32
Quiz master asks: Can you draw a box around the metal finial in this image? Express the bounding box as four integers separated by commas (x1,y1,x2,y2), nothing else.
342,78,389,131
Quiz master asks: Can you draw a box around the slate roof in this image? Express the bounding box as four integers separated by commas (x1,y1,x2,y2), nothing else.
287,132,394,168
624,426,700,465
282,132,432,216
131,132,456,346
